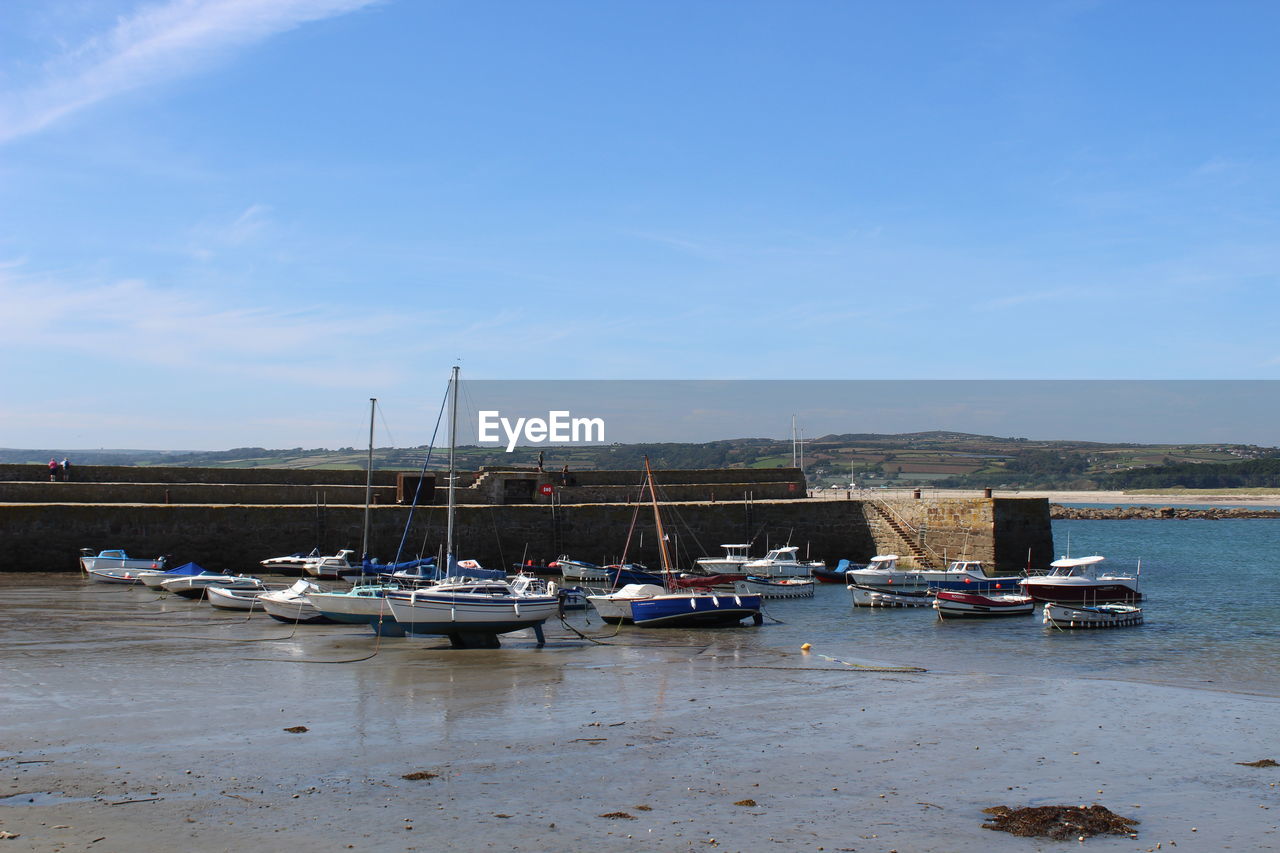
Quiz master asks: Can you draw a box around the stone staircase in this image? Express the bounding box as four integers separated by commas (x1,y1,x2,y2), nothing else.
866,501,941,569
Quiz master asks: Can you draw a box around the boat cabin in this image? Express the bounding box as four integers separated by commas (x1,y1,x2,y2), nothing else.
865,554,900,571
1046,555,1108,577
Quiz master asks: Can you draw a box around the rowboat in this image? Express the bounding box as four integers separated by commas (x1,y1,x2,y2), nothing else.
934,589,1035,618
1043,602,1144,629
848,583,932,608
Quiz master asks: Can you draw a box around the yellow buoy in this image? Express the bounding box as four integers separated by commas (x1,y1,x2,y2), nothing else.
800,643,812,652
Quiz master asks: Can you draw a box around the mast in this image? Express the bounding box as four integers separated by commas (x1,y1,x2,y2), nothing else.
361,397,376,563
446,365,459,573
643,456,674,579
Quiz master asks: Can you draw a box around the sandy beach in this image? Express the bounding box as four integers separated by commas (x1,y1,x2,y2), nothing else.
2,576,1279,852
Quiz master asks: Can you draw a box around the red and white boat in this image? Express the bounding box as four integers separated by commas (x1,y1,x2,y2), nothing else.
934,589,1034,618
1018,556,1141,603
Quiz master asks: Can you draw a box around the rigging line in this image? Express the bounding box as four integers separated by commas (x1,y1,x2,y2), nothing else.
375,400,396,452
390,381,451,567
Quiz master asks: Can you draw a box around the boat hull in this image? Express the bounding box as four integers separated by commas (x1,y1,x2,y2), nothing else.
630,593,764,628
384,592,559,636
1043,602,1144,629
934,590,1034,618
733,577,814,599
206,586,266,611
1019,580,1142,603
849,584,932,608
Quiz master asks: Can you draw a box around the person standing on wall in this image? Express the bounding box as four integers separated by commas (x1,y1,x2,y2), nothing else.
48,458,59,481
61,458,72,482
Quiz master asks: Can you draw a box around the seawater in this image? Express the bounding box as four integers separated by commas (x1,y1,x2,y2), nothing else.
729,518,1280,697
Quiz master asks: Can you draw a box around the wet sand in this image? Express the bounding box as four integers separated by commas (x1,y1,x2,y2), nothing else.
2,575,1278,852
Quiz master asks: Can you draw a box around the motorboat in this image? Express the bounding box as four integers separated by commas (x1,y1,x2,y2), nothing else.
554,556,610,582
258,579,334,624
302,549,360,579
1043,601,1143,629
1019,556,1141,603
383,574,560,645
848,582,932,608
140,561,211,589
934,589,1035,618
741,546,818,579
844,557,1022,593
79,549,166,574
160,572,265,600
694,544,753,575
258,549,320,574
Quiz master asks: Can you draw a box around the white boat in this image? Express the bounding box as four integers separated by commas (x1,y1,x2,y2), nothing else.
308,584,404,634
258,579,333,623
934,589,1035,618
1043,601,1144,629
302,549,360,579
848,582,932,608
383,575,560,644
845,556,1022,593
741,546,818,579
555,557,610,582
140,562,211,589
586,583,668,623
79,549,166,574
734,576,814,599
1019,556,1141,603
85,567,158,585
206,585,274,611
694,544,753,575
259,549,320,573
160,573,265,600
378,367,561,648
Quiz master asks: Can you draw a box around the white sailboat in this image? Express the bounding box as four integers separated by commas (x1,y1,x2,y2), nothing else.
381,366,559,647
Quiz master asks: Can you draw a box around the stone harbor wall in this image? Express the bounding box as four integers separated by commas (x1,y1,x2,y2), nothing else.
1,493,1050,576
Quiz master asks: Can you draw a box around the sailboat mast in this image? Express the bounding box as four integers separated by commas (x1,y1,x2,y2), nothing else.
643,456,673,576
446,366,459,572
361,397,376,562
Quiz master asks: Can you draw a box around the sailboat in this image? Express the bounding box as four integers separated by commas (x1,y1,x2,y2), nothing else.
308,397,409,636
590,458,764,629
381,366,560,648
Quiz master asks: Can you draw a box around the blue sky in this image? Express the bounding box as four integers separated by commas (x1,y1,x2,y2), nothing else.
2,1,1279,449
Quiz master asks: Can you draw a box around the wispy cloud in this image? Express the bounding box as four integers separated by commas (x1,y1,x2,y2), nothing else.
0,262,411,387
0,0,381,144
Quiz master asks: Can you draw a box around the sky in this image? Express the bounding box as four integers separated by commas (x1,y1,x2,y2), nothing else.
2,0,1279,450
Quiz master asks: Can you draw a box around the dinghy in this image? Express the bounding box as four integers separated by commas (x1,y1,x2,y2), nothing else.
1043,602,1143,629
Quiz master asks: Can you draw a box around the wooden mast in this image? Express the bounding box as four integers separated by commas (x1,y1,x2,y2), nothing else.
643,456,674,580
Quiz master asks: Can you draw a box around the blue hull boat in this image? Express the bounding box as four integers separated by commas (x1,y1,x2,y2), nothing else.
631,592,764,628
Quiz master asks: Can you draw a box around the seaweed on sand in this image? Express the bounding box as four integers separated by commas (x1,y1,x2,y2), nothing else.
982,804,1139,840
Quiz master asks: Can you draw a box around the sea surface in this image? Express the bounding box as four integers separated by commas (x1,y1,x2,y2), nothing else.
740,518,1280,697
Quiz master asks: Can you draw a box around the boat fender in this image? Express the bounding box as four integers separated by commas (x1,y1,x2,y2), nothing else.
547,581,558,596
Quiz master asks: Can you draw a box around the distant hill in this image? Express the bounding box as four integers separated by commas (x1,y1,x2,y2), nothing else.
4,433,1276,490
